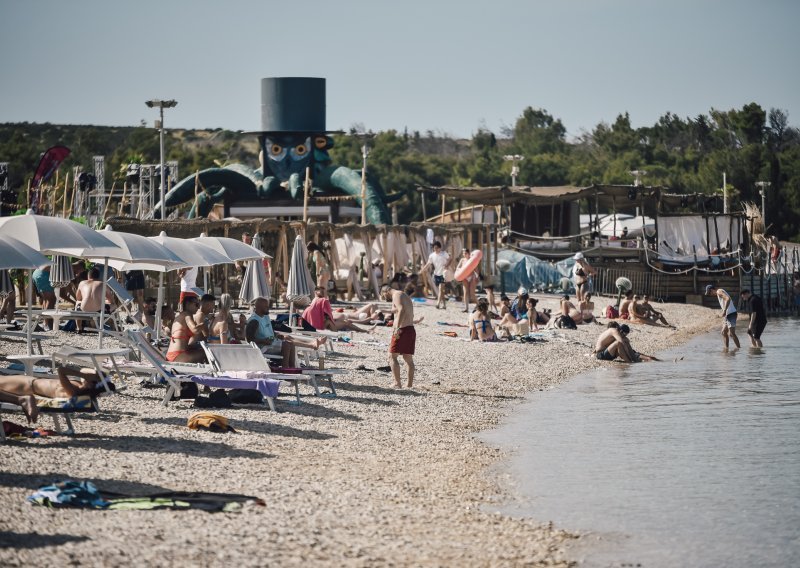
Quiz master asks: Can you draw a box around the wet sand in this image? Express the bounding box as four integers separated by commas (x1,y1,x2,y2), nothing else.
0,296,717,566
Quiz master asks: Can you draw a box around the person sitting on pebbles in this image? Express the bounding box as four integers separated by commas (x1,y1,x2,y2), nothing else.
639,295,674,328
594,322,659,363
469,299,500,342
0,367,113,424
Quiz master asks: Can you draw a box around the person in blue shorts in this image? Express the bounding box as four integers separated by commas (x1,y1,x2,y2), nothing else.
705,284,740,349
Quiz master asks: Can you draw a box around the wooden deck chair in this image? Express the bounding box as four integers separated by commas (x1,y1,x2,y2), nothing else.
200,342,315,407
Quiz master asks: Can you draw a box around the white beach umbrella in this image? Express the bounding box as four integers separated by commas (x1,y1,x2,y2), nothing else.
0,236,51,271
192,234,271,262
0,213,122,354
140,232,233,342
286,235,314,323
239,260,271,305
0,210,120,257
88,226,188,269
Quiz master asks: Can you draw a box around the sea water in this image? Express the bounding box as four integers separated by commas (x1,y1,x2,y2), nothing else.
479,318,800,567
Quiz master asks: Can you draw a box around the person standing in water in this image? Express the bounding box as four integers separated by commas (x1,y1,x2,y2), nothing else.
705,284,740,349
740,289,767,347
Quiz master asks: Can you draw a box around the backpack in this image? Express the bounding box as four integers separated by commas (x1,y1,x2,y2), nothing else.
605,305,619,319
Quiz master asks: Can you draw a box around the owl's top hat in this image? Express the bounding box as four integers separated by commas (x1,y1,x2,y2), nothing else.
250,77,335,134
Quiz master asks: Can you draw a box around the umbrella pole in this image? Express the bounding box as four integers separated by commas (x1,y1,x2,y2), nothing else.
27,269,33,356
155,272,165,342
98,259,109,348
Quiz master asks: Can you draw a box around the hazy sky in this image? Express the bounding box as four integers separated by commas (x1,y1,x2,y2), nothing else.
1,0,797,139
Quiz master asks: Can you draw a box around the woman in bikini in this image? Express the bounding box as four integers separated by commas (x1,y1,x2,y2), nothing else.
207,294,245,344
166,296,207,363
307,241,331,293
469,300,499,342
0,367,111,424
456,249,479,313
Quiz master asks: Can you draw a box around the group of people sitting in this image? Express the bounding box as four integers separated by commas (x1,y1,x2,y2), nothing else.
163,293,326,367
618,290,673,327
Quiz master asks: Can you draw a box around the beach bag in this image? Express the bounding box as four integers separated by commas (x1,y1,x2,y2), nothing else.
605,305,619,319
228,388,263,404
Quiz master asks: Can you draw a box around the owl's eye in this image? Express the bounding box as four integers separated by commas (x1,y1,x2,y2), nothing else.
294,144,307,156
314,136,327,149
270,144,283,155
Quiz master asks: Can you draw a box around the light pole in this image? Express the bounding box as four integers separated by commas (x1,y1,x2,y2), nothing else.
503,154,524,187
145,99,178,219
755,181,771,228
502,155,523,225
360,143,370,225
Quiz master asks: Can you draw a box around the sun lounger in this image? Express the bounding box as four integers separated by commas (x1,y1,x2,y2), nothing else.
0,329,48,354
200,342,315,407
122,330,213,406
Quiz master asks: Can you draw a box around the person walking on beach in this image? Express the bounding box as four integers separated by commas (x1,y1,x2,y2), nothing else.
705,284,740,349
382,284,416,388
422,241,451,309
740,289,767,347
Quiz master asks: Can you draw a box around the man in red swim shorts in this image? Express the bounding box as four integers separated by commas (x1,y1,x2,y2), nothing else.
382,284,416,388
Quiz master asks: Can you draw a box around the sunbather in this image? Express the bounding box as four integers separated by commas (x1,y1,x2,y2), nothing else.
246,298,326,366
619,290,635,320
166,296,207,363
208,294,245,344
640,295,674,327
580,293,596,324
469,300,499,342
0,367,111,423
593,323,658,362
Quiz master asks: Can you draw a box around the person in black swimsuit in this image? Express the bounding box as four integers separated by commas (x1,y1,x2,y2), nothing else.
740,289,767,347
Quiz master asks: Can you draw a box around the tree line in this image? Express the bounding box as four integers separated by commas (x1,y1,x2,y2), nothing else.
1,101,798,240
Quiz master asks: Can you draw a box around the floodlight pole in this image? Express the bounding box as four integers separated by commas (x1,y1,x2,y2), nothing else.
145,99,178,220
360,143,370,225
756,181,770,228
502,155,524,225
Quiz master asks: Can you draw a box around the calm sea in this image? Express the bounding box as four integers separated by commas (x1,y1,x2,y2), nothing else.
479,318,800,568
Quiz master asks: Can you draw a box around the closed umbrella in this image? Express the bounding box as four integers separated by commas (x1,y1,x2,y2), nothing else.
49,255,74,288
251,232,264,251
286,235,314,324
239,260,270,305
48,255,75,313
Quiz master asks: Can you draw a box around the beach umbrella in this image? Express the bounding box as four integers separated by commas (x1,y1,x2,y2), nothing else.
192,234,271,262
251,232,264,251
0,212,121,354
239,260,271,305
0,270,13,299
136,232,233,342
49,255,75,312
0,236,51,271
49,255,74,288
0,210,120,257
286,235,314,323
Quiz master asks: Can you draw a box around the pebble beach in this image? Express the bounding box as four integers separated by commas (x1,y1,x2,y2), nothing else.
0,295,718,567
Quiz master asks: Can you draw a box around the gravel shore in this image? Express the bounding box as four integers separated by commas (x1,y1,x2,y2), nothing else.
0,295,717,567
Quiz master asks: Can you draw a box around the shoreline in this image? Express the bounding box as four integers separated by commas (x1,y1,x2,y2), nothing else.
0,295,718,566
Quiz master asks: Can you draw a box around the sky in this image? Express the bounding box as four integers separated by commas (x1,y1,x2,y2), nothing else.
1,0,798,140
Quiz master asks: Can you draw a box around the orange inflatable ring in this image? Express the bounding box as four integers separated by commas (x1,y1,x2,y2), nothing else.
454,249,483,282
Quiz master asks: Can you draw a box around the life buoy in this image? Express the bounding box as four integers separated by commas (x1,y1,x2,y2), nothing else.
454,249,483,282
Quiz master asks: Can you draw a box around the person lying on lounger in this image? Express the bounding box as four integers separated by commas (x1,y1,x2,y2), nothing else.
0,367,112,424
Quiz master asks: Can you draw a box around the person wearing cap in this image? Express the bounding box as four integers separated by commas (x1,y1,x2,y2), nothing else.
705,284,740,349
572,252,596,302
496,288,530,337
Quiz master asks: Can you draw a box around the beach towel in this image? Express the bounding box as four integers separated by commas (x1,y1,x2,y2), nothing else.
190,374,280,399
35,395,95,411
28,480,263,512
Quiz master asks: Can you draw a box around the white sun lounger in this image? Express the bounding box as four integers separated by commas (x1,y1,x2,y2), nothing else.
200,342,315,407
